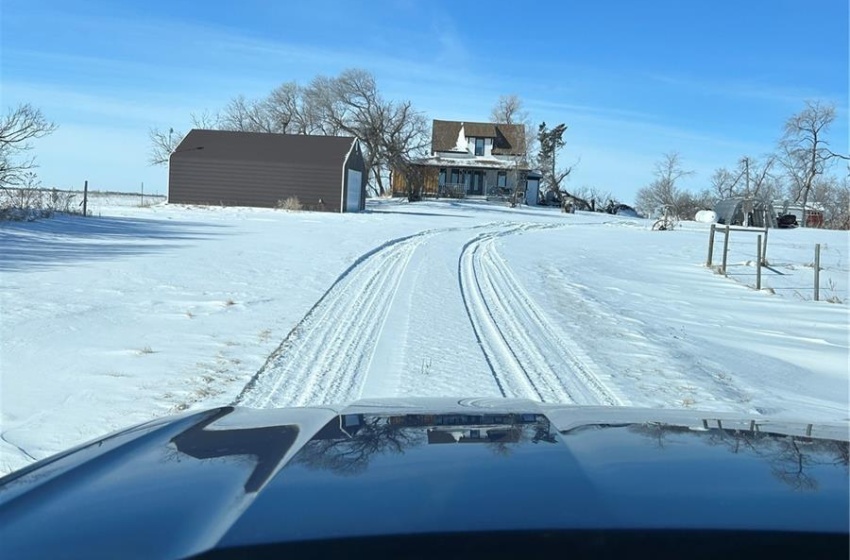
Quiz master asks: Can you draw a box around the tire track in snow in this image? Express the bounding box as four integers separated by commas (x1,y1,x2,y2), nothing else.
234,231,434,408
234,224,500,408
458,225,623,405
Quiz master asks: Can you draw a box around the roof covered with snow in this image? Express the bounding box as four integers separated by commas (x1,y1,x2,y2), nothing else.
414,154,528,170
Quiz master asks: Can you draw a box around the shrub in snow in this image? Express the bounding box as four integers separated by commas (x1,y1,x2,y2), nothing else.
276,197,303,211
0,185,78,221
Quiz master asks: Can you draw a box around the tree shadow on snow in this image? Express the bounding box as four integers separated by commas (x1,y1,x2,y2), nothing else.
0,214,229,272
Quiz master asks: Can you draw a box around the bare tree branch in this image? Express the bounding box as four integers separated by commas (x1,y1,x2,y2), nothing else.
491,94,536,160
0,104,58,187
147,127,182,166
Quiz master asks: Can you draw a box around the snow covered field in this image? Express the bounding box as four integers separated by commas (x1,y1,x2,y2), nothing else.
1,199,848,474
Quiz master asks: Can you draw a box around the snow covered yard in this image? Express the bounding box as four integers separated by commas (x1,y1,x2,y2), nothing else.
1,199,847,475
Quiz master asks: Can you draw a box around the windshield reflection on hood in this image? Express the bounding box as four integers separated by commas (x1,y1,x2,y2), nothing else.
291,412,557,475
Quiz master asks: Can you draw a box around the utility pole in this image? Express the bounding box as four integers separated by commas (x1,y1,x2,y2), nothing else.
743,157,750,197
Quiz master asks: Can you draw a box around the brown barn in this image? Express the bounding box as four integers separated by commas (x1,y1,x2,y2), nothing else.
168,129,366,212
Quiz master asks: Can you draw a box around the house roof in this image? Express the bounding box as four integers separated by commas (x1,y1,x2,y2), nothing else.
172,129,358,167
431,120,526,155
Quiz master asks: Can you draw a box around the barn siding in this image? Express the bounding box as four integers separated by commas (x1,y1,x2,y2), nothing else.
169,158,345,212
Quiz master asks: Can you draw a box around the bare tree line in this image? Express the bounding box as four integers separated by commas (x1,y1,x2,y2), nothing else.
634,100,848,228
148,68,430,196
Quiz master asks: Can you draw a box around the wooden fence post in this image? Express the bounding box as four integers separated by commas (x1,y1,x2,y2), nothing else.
82,180,88,217
814,244,821,301
706,223,716,267
756,235,762,290
721,225,730,275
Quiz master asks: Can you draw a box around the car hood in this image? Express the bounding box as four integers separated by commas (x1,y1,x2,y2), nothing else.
0,398,847,558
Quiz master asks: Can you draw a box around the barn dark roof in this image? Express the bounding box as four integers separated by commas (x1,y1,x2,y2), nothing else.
172,129,358,166
431,120,526,155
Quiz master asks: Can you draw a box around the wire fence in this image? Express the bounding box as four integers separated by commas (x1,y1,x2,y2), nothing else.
706,224,848,303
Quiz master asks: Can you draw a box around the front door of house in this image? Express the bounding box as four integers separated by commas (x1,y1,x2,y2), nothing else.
466,171,484,196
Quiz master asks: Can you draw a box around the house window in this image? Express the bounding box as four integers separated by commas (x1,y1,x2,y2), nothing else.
439,168,446,186
497,172,507,188
474,137,485,156
450,169,459,185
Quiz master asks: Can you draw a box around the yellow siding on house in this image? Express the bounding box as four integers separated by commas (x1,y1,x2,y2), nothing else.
391,166,439,197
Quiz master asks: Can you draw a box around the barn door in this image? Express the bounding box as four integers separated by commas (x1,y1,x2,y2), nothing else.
346,170,362,212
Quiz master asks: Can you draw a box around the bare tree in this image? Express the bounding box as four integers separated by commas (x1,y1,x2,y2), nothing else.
304,70,381,183
218,94,280,133
634,152,695,218
148,112,221,166
779,100,845,227
745,156,778,201
0,104,58,188
676,188,715,220
710,167,739,200
490,94,525,124
380,101,430,197
189,110,220,129
265,81,319,134
147,127,181,166
305,69,427,196
711,156,777,202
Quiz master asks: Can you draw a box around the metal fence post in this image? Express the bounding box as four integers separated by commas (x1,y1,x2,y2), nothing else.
756,235,762,290
761,227,769,265
721,225,730,275
82,180,88,217
706,223,716,267
814,244,821,301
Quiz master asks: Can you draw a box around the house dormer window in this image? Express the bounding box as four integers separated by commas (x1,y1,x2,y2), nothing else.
474,137,485,156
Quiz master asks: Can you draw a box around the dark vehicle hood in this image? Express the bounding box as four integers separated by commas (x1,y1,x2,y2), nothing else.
0,398,847,558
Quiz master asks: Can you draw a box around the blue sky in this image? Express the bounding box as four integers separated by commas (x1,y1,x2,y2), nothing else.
2,0,847,201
